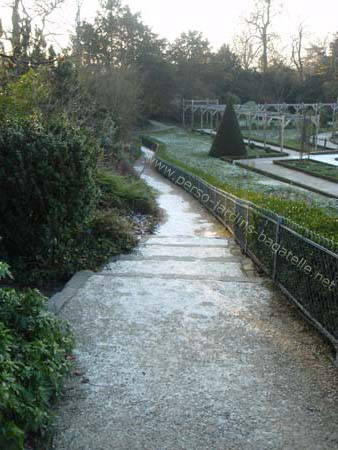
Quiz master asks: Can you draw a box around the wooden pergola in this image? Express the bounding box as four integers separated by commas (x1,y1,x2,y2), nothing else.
182,99,331,152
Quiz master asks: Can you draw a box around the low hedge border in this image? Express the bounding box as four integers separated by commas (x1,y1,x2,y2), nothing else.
140,135,161,151
274,159,338,185
222,151,289,163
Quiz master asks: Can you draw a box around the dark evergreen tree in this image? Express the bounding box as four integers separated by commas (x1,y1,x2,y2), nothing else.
209,100,247,158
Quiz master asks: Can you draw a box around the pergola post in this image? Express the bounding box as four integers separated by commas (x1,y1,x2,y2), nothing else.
280,115,285,153
315,114,320,150
182,98,186,127
264,113,268,150
248,113,252,145
332,98,338,127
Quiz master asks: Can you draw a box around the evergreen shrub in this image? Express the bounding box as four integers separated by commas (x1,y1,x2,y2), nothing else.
209,101,247,159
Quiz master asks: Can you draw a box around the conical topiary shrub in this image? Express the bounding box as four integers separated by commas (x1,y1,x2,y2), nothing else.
209,101,247,159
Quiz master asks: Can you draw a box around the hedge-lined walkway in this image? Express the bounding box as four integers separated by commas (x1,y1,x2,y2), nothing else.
50,152,338,450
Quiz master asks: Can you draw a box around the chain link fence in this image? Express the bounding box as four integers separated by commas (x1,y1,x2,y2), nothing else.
151,155,338,355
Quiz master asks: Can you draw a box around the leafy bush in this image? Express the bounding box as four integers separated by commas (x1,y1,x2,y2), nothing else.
0,116,157,284
0,69,50,122
0,71,158,286
0,265,74,449
0,116,99,266
0,262,10,279
11,209,139,285
60,210,138,274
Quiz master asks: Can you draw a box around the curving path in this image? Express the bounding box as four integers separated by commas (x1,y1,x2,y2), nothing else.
50,150,338,450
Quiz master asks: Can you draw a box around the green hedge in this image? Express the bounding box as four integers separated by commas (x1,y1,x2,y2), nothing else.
0,117,98,265
0,117,159,285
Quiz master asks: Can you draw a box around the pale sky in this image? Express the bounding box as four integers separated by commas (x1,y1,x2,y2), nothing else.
108,0,338,48
1,0,338,51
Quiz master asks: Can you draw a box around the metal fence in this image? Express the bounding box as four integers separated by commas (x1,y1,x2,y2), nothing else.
151,155,338,358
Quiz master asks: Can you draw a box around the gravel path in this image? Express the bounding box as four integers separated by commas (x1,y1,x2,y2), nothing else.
50,152,338,450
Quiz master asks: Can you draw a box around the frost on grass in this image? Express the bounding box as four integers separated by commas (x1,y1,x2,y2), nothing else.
150,128,338,217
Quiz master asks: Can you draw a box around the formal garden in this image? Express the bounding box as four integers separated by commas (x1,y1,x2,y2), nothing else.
142,125,338,248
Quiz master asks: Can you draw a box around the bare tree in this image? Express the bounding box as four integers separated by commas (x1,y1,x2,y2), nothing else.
232,30,260,70
25,0,66,33
243,0,282,73
1,0,66,69
291,23,306,82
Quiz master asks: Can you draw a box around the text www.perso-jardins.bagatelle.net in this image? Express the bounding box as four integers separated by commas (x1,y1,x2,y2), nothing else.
150,156,336,293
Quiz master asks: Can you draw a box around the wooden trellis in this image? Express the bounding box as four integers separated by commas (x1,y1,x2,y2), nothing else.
182,99,326,152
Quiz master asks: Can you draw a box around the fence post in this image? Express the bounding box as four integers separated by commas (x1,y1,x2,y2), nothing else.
224,193,229,228
272,218,282,280
245,204,249,254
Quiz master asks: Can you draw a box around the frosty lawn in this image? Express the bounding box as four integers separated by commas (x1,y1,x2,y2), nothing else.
145,126,338,247
149,127,338,213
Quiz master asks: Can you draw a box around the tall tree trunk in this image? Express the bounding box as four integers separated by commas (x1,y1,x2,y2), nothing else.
262,30,268,73
11,0,21,57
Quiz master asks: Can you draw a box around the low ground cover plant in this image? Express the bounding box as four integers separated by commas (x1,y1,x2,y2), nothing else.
0,264,74,449
223,145,289,161
96,170,157,215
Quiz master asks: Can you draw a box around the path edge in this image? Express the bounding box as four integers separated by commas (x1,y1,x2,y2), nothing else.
47,270,94,315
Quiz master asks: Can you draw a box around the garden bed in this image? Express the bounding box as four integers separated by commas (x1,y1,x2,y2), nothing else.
274,159,338,184
222,146,289,162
